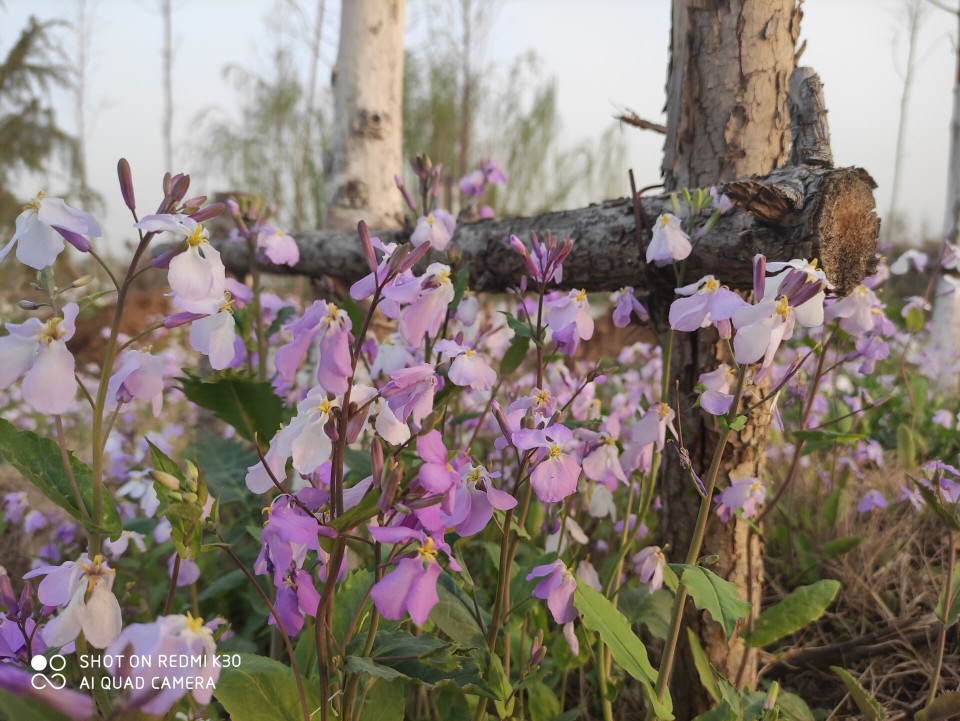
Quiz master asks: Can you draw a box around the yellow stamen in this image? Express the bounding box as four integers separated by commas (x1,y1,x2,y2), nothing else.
775,296,790,318
417,537,439,562
185,612,206,634
575,289,587,303
39,317,65,344
703,276,720,293
22,191,45,212
659,214,670,227
317,399,332,414
549,444,562,458
186,225,207,248
657,402,671,420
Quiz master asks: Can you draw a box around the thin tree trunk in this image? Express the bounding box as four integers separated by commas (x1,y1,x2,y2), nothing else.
73,0,91,204
657,1,801,715
886,0,924,242
325,0,405,231
931,4,960,392
161,0,173,172
295,0,327,230
458,0,473,204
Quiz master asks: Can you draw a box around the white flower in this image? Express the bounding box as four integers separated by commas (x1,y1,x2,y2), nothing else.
0,192,100,269
136,214,226,303
646,213,691,266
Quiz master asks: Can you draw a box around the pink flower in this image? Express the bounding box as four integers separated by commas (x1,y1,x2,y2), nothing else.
668,275,746,335
633,546,666,591
257,225,300,266
646,213,691,266
582,416,627,489
24,554,122,649
0,303,79,414
451,465,516,536
510,232,572,285
106,349,165,416
275,300,353,393
368,527,461,626
0,192,100,269
105,613,219,715
399,263,456,345
697,364,737,416
715,477,766,522
410,210,455,251
459,170,486,197
610,287,648,328
547,289,594,343
416,430,465,514
381,363,439,431
434,339,497,391
514,424,581,503
826,284,879,336
526,560,577,624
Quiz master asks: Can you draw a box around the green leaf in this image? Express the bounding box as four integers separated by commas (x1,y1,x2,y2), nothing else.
620,587,673,640
692,701,739,721
450,264,472,310
916,691,960,721
744,580,840,647
328,488,379,532
214,653,321,721
0,689,79,721
78,288,116,312
503,312,533,339
830,666,886,721
178,372,286,444
792,430,866,445
776,691,815,721
686,628,721,703
822,536,862,558
672,564,751,638
357,679,405,721
728,415,747,431
0,418,121,539
266,304,297,339
574,584,673,720
429,573,486,649
332,568,374,648
188,436,258,505
500,335,530,375
935,563,960,627
339,294,366,339
914,478,960,531
488,654,515,717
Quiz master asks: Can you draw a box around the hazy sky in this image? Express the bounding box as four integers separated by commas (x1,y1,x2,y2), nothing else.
4,0,957,250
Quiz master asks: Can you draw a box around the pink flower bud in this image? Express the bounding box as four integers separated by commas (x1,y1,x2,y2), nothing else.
190,202,225,223
358,220,377,272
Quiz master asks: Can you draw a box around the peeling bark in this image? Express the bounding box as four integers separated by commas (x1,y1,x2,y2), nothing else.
325,0,405,230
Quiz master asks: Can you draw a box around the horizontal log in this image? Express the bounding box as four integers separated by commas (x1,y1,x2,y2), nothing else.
196,165,879,296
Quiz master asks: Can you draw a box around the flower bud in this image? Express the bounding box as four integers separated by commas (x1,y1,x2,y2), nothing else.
117,158,136,211
182,492,199,504
191,202,225,225
55,227,92,253
70,275,94,289
17,300,40,310
151,470,180,491
371,439,384,486
169,173,190,204
185,461,199,483
358,220,377,273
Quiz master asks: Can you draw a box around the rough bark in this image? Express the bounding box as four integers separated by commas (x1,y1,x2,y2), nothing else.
325,0,405,231
658,2,802,714
207,164,878,297
662,0,801,189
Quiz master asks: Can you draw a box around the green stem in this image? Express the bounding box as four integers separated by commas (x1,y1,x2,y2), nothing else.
929,530,956,704
653,365,747,704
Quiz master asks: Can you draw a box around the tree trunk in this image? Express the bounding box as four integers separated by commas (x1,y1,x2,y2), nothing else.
658,1,801,715
930,7,960,393
161,0,173,172
325,0,405,231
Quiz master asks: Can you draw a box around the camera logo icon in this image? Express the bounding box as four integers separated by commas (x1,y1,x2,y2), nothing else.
30,654,66,690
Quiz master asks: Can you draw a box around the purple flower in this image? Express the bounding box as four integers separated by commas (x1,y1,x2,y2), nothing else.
546,289,594,346
416,430,464,514
381,363,439,431
668,275,746,335
368,527,460,626
106,613,219,715
481,160,508,186
610,287,649,328
646,213,691,266
275,300,353,393
106,349,166,416
0,664,95,720
889,249,927,275
857,489,888,513
826,284,880,336
697,364,737,416
450,465,517,536
633,546,666,591
272,568,320,636
0,192,100,269
434,339,496,391
254,498,326,586
3,492,27,523
715,477,766,523
0,302,79,414
459,170,486,197
514,424,581,503
526,560,577,624
399,263,456,345
24,554,122,649
509,232,573,285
